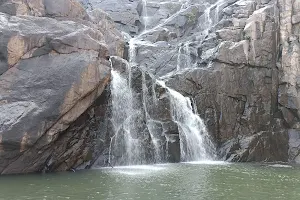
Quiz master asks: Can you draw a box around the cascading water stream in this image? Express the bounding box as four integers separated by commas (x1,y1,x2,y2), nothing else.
142,0,148,30
177,42,193,71
108,0,222,166
157,81,216,161
110,67,145,165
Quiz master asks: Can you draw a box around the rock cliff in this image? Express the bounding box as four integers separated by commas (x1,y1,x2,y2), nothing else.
82,0,300,164
0,0,124,174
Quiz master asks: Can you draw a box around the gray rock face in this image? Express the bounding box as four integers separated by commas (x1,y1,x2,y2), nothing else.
160,0,291,162
0,0,124,174
0,0,88,18
80,0,142,34
85,0,300,164
278,0,300,163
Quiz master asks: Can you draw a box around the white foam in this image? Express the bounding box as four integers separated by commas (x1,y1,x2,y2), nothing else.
102,165,167,176
183,160,230,165
113,165,165,171
267,164,293,168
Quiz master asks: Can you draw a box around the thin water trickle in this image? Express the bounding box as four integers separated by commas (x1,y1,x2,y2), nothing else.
141,71,164,163
177,45,183,71
142,0,148,30
137,1,191,39
176,41,194,72
184,42,192,68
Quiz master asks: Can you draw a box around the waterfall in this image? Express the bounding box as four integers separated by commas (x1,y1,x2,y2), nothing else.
142,0,148,30
157,81,216,161
110,68,146,165
169,89,215,161
110,63,165,165
108,0,219,166
110,67,215,165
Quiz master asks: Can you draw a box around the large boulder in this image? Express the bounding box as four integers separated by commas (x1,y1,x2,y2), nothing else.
0,0,124,174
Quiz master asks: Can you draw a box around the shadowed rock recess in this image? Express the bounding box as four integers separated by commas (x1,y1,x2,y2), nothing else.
0,0,299,174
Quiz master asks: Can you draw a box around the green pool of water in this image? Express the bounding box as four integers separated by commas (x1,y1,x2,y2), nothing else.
1,161,300,200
